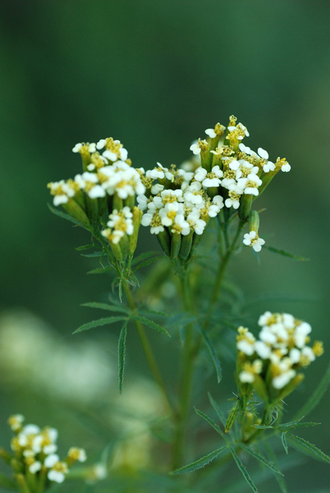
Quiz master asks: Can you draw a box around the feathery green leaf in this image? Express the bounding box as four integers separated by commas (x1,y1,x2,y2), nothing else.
129,314,171,337
294,361,330,420
170,446,227,475
229,446,258,492
81,302,129,314
287,434,330,464
264,246,309,261
118,320,128,394
73,316,128,334
240,444,283,476
197,325,222,383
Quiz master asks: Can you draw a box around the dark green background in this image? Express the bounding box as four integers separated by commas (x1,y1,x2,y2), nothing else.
1,1,330,491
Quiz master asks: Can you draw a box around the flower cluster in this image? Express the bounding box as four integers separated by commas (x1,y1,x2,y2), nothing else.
47,137,144,261
136,116,290,257
236,312,323,401
47,118,290,260
2,414,86,489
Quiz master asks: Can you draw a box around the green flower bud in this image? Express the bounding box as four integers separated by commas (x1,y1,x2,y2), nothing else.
62,198,91,229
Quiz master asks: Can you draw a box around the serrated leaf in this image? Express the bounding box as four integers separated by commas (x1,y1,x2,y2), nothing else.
281,432,289,454
73,316,128,334
129,314,171,337
278,420,320,431
240,444,283,476
264,246,309,261
87,265,113,275
76,244,94,251
81,251,103,258
48,203,89,229
118,320,128,394
170,445,227,475
137,308,168,318
194,407,226,440
166,313,197,328
229,446,258,492
197,325,222,383
208,392,227,428
287,434,330,464
294,361,330,420
264,442,288,493
133,255,164,270
81,302,130,314
131,251,162,266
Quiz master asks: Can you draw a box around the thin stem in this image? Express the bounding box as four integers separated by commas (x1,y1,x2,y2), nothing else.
122,281,175,415
172,270,195,469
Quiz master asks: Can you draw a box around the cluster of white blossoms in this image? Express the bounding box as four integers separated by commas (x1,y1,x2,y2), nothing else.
236,312,323,392
136,116,290,256
48,137,145,206
101,207,134,244
48,118,290,258
137,172,224,237
7,415,86,484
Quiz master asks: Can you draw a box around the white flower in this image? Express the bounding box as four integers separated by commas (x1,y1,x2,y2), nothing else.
72,143,96,153
8,414,24,431
194,167,207,182
68,447,87,463
29,461,42,474
45,454,68,484
255,340,272,359
272,369,296,389
294,322,312,348
243,231,265,252
205,128,216,138
190,140,201,155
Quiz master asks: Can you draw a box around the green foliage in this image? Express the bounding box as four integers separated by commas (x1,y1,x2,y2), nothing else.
118,320,128,393
171,446,227,475
264,246,309,261
196,324,222,383
73,316,128,333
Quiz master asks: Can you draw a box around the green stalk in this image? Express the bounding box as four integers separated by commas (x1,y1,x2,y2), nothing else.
122,281,174,415
172,270,195,469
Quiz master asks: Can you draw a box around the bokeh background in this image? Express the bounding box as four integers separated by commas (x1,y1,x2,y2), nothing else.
1,0,330,491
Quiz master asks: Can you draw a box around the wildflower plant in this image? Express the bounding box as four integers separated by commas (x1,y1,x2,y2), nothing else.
5,115,327,492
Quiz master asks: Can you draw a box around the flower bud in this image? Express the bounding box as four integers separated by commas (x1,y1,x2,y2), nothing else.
62,198,91,229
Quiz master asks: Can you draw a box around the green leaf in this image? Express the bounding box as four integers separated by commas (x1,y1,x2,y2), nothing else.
76,244,94,251
229,446,258,493
87,266,113,275
131,251,162,266
137,308,168,318
264,442,288,493
73,316,128,334
287,434,330,464
129,314,171,337
294,361,330,420
48,203,88,229
0,473,16,490
208,392,227,428
240,444,284,476
81,302,129,314
197,325,222,383
118,320,128,394
170,445,227,475
133,255,164,270
281,432,289,454
264,246,309,261
166,313,197,328
278,420,320,432
81,251,103,258
194,407,226,440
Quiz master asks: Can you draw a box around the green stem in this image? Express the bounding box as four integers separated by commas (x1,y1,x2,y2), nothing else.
172,270,195,469
122,281,174,414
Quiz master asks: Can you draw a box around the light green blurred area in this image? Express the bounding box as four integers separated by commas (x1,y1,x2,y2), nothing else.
1,1,330,491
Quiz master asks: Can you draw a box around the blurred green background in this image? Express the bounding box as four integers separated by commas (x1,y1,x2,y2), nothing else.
1,0,330,491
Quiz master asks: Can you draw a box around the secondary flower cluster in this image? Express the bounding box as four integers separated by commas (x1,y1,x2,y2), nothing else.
1,414,86,489
136,116,289,256
236,312,323,402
